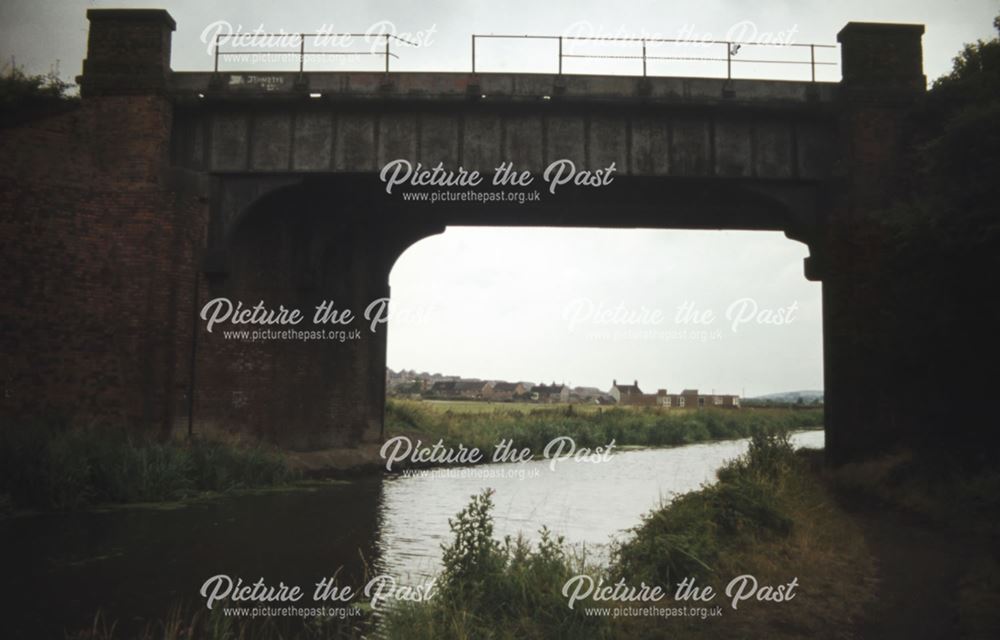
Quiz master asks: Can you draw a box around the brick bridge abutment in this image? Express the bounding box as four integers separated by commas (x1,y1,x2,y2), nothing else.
0,9,930,463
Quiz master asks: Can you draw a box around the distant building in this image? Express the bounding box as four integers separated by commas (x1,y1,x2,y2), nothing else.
681,389,700,408
655,389,671,407
481,381,527,401
427,380,484,400
389,369,739,408
530,382,569,403
610,379,644,404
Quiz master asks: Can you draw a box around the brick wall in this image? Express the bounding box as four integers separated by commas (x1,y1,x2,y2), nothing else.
0,96,206,434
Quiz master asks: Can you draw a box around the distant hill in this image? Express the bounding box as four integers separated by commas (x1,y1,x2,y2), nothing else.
748,390,824,403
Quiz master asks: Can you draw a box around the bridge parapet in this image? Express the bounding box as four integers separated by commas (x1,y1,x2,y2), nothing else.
170,71,838,105
169,73,838,185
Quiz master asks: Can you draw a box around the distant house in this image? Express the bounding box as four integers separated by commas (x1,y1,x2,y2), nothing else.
426,381,457,399
530,382,569,403
681,389,700,408
481,381,527,401
610,379,644,404
655,389,671,407
717,395,741,408
427,380,484,400
456,380,485,399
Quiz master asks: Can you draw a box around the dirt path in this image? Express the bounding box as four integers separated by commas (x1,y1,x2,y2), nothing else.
846,503,977,639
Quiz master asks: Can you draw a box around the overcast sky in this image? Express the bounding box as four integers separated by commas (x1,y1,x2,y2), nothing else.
1,0,995,80
2,1,995,395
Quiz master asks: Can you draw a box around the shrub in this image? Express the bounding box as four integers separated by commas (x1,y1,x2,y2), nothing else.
382,489,609,639
611,428,796,590
0,66,78,126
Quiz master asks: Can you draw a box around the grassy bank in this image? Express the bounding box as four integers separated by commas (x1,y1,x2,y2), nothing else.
609,434,872,639
386,399,823,454
381,430,873,640
0,424,298,512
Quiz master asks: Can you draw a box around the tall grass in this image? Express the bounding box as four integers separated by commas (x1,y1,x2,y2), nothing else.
387,399,822,456
611,430,798,590
0,423,297,511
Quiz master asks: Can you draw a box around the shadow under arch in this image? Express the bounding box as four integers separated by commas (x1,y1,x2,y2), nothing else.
196,172,823,450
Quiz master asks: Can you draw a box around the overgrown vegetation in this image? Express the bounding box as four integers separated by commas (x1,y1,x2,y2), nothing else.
867,13,1000,457
0,405,818,513
0,423,298,512
611,430,798,591
386,399,822,457
379,431,872,639
383,489,609,639
0,64,78,126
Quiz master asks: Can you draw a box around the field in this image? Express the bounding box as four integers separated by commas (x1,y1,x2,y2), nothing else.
385,399,824,456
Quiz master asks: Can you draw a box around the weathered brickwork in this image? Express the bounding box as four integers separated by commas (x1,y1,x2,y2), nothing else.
816,23,928,461
187,185,432,450
0,95,206,435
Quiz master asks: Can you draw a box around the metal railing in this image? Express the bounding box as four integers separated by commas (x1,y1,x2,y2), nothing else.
471,34,837,81
209,31,837,81
212,32,420,74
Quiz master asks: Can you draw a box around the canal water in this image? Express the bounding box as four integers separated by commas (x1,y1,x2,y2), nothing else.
1,430,823,636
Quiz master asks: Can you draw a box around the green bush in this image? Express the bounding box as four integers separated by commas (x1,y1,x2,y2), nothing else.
0,66,78,126
381,489,609,639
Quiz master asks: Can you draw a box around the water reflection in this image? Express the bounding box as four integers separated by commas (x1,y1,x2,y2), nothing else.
1,478,383,638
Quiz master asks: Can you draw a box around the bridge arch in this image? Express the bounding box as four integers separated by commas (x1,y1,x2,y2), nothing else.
2,8,923,463
194,170,823,450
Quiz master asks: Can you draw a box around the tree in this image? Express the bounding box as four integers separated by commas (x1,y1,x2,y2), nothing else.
875,13,1000,461
0,64,78,127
